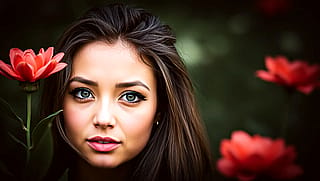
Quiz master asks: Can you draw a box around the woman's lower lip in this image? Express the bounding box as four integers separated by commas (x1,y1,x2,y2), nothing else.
87,141,120,152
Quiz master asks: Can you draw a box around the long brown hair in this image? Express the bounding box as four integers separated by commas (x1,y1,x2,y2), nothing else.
42,3,213,181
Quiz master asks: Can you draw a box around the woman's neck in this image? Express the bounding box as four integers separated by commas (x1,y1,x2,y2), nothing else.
69,157,133,181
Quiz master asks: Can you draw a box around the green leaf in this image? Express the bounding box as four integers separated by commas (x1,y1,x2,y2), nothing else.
0,97,25,130
30,109,62,149
8,132,27,149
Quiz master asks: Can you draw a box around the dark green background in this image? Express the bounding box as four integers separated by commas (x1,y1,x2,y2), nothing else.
1,0,319,180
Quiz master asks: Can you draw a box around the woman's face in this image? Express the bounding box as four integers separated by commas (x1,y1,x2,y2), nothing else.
63,40,157,168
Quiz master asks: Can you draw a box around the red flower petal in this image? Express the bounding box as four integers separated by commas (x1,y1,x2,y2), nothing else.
256,70,280,84
11,54,25,72
34,60,57,80
250,135,272,157
34,54,45,71
305,65,320,79
271,56,293,84
9,48,23,68
0,60,23,80
220,140,232,158
47,62,68,76
265,56,278,73
15,62,35,82
241,153,266,171
23,49,36,57
296,85,315,94
42,47,54,64
52,52,65,62
36,62,67,80
23,53,37,70
264,139,286,164
230,131,255,158
217,158,237,178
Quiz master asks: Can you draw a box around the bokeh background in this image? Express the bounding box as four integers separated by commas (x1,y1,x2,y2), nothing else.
0,0,319,180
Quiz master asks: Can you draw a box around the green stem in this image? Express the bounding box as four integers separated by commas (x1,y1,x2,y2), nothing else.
26,93,32,165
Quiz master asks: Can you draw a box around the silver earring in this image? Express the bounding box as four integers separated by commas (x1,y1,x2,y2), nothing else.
156,121,159,126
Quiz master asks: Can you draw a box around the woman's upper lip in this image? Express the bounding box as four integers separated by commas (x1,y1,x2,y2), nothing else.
86,136,121,143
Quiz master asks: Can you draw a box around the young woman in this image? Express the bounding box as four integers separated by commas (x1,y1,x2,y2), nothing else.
41,3,213,181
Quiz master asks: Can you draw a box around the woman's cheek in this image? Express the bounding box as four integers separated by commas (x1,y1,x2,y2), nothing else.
64,105,88,134
124,112,154,139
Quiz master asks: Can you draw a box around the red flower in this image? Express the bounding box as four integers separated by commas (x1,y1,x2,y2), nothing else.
0,47,66,82
256,0,292,17
217,131,303,180
255,56,320,94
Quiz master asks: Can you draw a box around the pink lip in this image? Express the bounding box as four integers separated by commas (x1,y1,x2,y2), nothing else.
86,136,121,152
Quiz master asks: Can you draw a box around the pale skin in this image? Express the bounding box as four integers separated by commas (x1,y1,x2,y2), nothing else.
63,40,157,180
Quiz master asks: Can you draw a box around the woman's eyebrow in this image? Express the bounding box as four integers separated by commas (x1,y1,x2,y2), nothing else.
68,76,98,86
116,81,150,91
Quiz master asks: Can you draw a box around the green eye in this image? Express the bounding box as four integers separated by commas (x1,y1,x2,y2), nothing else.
120,91,146,103
126,94,136,102
80,90,90,98
70,88,94,100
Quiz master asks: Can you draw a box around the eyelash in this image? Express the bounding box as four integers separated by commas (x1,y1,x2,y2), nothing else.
69,88,146,104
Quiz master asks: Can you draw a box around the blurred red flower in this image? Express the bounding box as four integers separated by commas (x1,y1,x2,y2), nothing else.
0,47,66,82
256,0,292,17
256,56,320,94
217,130,303,181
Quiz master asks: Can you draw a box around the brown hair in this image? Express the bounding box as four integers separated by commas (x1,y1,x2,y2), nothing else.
42,3,213,181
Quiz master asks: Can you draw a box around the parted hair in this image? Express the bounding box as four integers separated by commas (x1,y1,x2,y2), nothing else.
41,3,213,181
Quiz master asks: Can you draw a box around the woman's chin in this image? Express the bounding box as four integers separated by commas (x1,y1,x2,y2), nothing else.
88,159,120,169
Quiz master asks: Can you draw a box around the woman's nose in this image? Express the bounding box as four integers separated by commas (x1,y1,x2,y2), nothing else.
93,99,115,129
